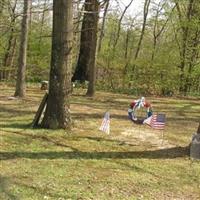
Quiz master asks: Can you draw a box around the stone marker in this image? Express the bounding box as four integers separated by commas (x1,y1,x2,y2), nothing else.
41,81,48,90
190,123,200,160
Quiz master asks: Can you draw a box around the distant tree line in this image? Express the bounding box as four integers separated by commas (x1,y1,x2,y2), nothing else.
0,0,199,97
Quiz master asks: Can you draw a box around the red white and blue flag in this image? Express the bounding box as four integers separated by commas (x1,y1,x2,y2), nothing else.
99,112,110,134
143,114,166,130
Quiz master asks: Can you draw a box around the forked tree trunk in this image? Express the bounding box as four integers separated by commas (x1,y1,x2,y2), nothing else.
14,0,31,97
41,0,73,129
134,0,151,60
113,0,134,50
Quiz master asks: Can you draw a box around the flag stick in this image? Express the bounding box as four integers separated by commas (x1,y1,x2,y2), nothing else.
161,130,164,146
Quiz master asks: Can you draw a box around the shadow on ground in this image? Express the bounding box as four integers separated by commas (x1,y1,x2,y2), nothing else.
0,146,189,160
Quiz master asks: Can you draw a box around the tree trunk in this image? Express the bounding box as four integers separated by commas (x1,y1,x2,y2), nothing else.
183,0,200,95
197,122,200,134
7,37,17,80
0,0,5,14
113,0,134,50
73,0,83,67
131,0,151,76
134,0,151,60
97,0,109,53
175,0,194,94
72,0,99,86
2,0,17,80
41,0,73,129
72,0,91,82
14,0,31,97
86,0,99,97
38,0,47,52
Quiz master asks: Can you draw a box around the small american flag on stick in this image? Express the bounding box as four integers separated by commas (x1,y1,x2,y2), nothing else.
99,112,110,134
143,114,166,130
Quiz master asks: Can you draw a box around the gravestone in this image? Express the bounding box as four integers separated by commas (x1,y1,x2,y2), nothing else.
190,123,200,160
41,81,48,90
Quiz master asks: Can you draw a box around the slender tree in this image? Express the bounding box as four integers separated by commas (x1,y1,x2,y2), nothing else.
134,0,151,61
151,1,175,63
41,0,73,129
14,0,31,97
130,0,151,80
38,0,48,52
2,0,18,80
98,0,109,53
0,0,5,14
113,0,134,50
197,122,200,134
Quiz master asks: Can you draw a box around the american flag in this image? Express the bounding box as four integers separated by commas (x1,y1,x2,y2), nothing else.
99,112,110,134
143,114,166,130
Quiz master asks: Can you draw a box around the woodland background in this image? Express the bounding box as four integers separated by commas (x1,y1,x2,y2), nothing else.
0,0,199,96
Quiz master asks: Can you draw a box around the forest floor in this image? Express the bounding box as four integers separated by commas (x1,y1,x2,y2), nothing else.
0,83,200,200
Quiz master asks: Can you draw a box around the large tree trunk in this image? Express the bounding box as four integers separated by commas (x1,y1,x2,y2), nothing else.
72,0,91,82
72,0,99,87
14,0,31,97
41,0,73,129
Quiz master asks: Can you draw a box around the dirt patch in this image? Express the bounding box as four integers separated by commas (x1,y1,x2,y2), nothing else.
113,128,175,149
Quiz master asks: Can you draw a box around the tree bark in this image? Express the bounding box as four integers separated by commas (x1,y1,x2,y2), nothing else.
72,0,99,86
41,0,73,129
72,0,91,82
86,0,99,96
14,0,31,97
